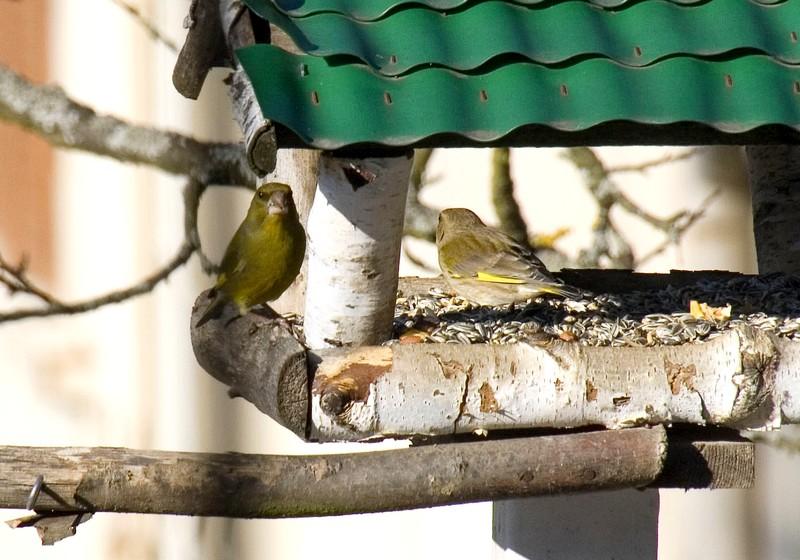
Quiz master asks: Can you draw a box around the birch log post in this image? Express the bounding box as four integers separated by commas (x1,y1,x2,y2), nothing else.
190,273,800,440
310,326,784,441
268,149,320,313
746,145,800,274
304,153,413,347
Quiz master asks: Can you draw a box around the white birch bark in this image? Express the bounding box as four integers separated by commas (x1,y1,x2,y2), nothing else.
310,326,780,441
304,153,412,348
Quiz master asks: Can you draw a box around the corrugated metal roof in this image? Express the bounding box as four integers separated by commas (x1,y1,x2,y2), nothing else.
239,0,800,149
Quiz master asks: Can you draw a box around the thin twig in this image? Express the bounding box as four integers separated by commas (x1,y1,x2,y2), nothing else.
564,148,635,268
564,147,714,269
636,188,721,266
0,254,63,306
110,0,178,53
0,64,254,187
606,149,701,174
0,178,208,323
183,177,218,274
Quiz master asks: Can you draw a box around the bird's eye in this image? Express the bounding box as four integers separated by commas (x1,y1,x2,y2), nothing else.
257,191,265,199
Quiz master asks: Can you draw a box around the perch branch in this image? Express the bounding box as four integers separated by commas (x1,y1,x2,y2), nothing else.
0,430,666,523
0,178,208,322
0,64,254,186
309,325,778,441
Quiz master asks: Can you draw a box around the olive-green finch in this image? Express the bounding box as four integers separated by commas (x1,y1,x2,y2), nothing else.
196,182,306,327
436,208,582,305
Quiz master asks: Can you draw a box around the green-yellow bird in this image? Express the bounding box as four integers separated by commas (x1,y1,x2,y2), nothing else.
196,182,306,327
436,208,582,306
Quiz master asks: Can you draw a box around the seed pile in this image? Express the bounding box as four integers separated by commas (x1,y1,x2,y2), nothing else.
392,274,800,346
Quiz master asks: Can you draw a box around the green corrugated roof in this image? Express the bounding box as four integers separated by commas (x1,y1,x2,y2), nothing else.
239,0,800,149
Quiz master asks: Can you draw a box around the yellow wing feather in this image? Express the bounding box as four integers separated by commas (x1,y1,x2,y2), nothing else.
475,271,526,284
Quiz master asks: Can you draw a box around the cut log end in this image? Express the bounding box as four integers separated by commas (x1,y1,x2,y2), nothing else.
190,290,309,438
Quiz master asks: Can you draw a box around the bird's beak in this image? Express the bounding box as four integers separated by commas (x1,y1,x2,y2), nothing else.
268,191,289,215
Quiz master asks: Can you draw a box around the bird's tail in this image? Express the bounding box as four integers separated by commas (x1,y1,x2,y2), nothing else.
541,283,586,300
195,292,227,328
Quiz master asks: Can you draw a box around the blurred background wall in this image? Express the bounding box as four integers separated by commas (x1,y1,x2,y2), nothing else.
0,1,797,559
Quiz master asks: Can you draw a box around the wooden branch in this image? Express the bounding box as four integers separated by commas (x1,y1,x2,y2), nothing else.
0,64,253,186
403,148,438,242
491,147,529,245
190,289,309,438
746,145,800,274
172,0,228,99
304,153,413,347
0,430,667,521
226,70,277,176
221,0,277,176
1,179,208,322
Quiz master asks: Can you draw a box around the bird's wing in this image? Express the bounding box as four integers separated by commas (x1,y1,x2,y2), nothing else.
447,231,562,286
217,222,259,287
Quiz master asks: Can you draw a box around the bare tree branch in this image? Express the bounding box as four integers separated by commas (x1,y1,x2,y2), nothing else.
491,147,529,245
0,178,208,323
0,64,254,186
563,147,715,269
110,0,178,53
636,187,720,266
403,148,438,242
564,148,635,268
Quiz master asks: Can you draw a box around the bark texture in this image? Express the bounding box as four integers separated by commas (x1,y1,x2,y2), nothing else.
268,149,320,314
191,290,308,437
310,326,777,440
746,145,800,274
